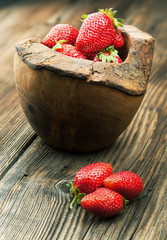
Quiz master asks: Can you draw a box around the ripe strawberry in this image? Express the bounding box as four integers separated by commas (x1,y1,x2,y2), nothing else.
85,52,97,60
76,8,123,54
93,46,123,63
103,171,143,201
81,188,123,218
42,24,79,48
67,162,113,208
113,29,124,49
53,40,87,60
73,163,113,193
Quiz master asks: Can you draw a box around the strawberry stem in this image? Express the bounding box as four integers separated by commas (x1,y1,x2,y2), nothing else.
67,182,86,209
70,195,78,209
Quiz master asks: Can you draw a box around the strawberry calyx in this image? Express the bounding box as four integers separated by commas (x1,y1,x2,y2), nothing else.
81,14,88,21
96,45,119,62
52,40,67,51
99,8,124,33
67,182,86,209
122,196,130,207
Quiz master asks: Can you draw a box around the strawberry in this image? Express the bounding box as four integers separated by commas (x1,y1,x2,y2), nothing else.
81,188,124,218
53,40,87,60
113,29,124,49
67,162,113,208
93,46,123,63
42,24,79,48
76,8,123,54
85,52,97,60
73,163,113,193
103,171,143,201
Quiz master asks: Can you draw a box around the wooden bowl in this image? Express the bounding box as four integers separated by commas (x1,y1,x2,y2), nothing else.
14,25,154,152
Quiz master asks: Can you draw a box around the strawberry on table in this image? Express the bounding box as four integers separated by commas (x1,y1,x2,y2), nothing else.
67,162,113,208
93,46,123,63
103,171,143,201
81,188,124,218
76,8,123,54
53,40,87,60
73,162,113,194
42,24,79,48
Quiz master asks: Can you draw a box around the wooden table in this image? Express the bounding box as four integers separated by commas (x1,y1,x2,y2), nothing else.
0,0,166,239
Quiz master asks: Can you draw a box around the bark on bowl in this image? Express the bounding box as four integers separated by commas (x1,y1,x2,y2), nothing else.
14,25,154,152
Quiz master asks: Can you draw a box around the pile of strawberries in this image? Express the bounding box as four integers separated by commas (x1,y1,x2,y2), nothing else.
42,8,124,63
67,163,143,218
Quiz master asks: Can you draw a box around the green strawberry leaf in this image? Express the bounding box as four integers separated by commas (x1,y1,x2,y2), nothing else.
96,45,119,63
114,18,124,33
77,193,86,205
77,198,81,205
52,42,61,50
99,8,124,34
52,40,67,51
66,182,74,194
81,14,88,22
115,18,124,28
106,55,117,62
67,182,86,209
122,196,130,207
59,40,67,44
99,8,124,25
99,8,116,19
74,187,80,195
81,14,88,19
117,18,124,23
118,22,124,27
111,10,117,18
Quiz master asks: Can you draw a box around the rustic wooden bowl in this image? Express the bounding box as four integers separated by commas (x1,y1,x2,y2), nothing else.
14,25,154,152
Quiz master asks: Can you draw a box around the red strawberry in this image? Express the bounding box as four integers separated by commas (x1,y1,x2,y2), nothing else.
93,46,123,63
81,188,123,218
76,8,123,54
103,171,143,201
67,162,113,208
53,41,87,60
42,24,79,48
73,163,113,193
85,52,97,60
113,29,124,49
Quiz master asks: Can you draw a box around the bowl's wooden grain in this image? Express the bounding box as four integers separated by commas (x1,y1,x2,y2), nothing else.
14,25,154,152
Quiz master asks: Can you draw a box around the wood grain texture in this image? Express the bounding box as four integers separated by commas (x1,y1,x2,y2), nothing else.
0,0,167,239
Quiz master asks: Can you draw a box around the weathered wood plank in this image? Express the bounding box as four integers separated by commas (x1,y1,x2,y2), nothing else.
0,0,167,239
0,116,166,240
0,99,36,179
